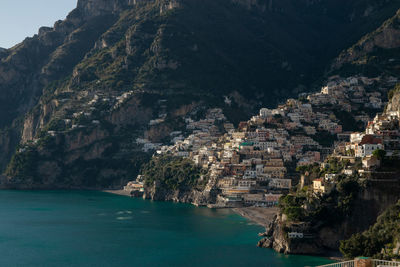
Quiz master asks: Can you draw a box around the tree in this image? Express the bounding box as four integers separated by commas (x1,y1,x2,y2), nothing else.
372,149,386,161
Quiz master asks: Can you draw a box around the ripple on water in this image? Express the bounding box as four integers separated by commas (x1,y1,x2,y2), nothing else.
0,190,334,267
116,210,133,215
116,216,133,220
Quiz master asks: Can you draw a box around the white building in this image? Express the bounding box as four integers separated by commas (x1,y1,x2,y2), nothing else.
355,143,383,158
288,232,304,239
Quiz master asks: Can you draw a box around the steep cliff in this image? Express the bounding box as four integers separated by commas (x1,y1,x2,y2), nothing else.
332,8,400,77
139,155,216,205
143,183,215,205
340,199,400,260
387,84,400,112
259,176,400,255
1,0,400,188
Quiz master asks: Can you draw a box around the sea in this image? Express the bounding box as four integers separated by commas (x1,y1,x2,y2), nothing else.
0,190,333,267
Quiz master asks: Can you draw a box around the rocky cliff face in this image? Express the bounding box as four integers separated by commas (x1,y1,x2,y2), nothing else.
1,0,400,189
0,3,126,137
143,181,216,206
260,179,400,255
258,215,325,255
331,8,400,77
387,89,400,113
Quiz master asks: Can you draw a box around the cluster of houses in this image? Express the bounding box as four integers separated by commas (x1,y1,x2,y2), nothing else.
127,74,400,207
306,76,386,112
40,89,139,138
345,109,400,162
310,106,400,195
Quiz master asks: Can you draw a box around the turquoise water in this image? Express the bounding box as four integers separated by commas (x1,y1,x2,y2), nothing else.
0,190,332,267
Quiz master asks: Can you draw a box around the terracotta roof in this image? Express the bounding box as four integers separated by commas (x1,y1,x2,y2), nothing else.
359,135,383,145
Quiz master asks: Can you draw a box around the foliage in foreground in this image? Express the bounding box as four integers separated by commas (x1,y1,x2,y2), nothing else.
340,200,400,260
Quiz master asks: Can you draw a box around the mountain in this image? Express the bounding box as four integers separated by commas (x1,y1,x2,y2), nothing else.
1,0,400,188
331,9,400,78
2,0,400,127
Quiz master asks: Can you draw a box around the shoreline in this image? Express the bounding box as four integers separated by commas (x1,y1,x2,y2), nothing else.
103,189,278,227
1,188,279,229
7,188,339,261
232,207,278,227
103,189,132,197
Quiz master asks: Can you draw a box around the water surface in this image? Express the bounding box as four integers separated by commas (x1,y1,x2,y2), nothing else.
0,190,333,266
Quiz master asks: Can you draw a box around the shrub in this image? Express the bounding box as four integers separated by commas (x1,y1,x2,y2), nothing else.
340,200,400,260
279,194,306,222
141,155,207,191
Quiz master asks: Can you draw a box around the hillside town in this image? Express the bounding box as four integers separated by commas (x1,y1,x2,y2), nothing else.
308,102,400,196
125,75,400,208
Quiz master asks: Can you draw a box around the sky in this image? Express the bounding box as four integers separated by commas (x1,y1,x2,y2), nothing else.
0,0,78,48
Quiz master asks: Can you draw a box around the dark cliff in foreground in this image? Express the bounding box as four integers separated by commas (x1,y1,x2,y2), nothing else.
259,177,400,256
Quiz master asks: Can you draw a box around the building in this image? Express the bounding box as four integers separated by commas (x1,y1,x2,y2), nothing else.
264,193,282,206
313,179,324,194
354,135,383,157
243,194,268,207
362,155,381,170
124,181,144,192
312,179,334,194
288,232,304,239
269,178,291,190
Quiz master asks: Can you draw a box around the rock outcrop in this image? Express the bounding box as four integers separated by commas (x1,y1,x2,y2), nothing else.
332,9,400,76
387,88,400,113
143,181,216,206
258,215,325,255
260,175,400,255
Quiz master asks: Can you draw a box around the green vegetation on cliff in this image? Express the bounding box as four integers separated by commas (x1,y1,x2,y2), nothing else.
281,159,362,224
340,200,400,260
332,9,400,78
5,147,39,180
141,155,207,191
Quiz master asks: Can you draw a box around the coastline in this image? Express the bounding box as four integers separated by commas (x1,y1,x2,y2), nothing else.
232,207,278,227
103,189,132,197
4,188,336,262
103,189,278,227
0,190,335,266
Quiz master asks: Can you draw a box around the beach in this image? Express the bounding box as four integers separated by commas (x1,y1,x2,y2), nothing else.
232,207,278,227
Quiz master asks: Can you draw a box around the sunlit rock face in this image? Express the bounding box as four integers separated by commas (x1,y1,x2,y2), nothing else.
76,0,131,17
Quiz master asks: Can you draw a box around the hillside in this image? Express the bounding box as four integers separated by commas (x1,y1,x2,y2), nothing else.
332,9,400,78
340,200,400,260
258,86,400,256
1,0,400,188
